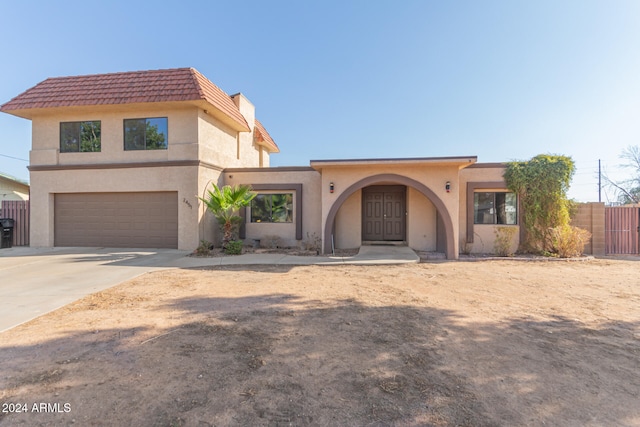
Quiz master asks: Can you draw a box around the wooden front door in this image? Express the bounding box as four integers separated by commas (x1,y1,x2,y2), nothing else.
362,186,406,241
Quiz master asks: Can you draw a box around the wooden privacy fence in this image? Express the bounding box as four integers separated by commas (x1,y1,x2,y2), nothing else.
0,200,29,246
605,206,640,255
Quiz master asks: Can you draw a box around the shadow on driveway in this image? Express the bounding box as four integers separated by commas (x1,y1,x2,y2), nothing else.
0,247,190,332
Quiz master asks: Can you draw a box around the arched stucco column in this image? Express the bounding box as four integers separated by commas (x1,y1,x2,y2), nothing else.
323,173,457,260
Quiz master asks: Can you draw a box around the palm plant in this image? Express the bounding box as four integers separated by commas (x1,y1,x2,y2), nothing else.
199,184,256,249
270,193,293,222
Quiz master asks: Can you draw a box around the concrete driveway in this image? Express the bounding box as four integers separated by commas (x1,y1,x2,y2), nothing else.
0,247,190,332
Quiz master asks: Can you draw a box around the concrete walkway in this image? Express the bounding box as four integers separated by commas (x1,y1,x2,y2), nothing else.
0,245,418,332
177,244,420,267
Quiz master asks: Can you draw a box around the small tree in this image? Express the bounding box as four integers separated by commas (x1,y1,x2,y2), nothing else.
199,184,256,249
604,145,640,204
504,154,575,253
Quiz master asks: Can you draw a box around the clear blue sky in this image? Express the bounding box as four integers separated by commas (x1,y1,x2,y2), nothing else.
1,0,639,202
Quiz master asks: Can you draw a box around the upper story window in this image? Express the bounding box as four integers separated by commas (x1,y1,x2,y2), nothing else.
474,192,517,225
251,193,293,223
60,121,101,152
124,117,168,150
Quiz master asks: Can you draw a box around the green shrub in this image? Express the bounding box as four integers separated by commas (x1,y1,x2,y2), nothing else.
224,240,244,255
504,154,575,253
494,226,517,257
194,240,213,256
545,225,591,258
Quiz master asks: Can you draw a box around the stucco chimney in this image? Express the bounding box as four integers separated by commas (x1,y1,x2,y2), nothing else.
230,93,255,131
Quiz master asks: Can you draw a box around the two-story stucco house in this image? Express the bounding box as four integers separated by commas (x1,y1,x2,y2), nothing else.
0,68,519,259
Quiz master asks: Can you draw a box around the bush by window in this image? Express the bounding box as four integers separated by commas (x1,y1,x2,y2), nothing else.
60,121,101,152
474,192,517,225
251,194,293,223
124,118,168,150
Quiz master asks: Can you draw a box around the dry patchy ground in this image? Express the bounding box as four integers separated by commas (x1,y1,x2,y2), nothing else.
1,258,639,426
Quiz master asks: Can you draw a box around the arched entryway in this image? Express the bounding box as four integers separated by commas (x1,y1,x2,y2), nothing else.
323,173,456,259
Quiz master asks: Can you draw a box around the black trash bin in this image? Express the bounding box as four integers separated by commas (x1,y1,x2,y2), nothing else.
0,218,15,249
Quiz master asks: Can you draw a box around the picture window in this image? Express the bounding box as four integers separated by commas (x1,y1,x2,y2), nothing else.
251,193,293,223
60,121,101,152
474,192,517,225
124,117,168,150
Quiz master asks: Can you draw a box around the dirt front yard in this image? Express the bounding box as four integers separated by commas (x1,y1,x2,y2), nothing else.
1,258,639,426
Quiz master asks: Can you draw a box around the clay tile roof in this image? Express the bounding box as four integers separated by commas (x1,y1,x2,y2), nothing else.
254,119,279,153
0,68,250,131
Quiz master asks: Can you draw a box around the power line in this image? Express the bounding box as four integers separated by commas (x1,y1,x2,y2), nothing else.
0,153,28,162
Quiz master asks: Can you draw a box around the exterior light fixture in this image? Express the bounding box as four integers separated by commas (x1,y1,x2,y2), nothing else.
329,182,335,193
445,181,451,193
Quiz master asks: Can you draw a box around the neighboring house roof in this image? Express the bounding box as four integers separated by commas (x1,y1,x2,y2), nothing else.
0,68,252,132
254,119,280,153
0,171,30,201
0,171,29,188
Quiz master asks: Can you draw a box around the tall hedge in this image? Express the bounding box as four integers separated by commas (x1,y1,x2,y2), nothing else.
503,154,575,253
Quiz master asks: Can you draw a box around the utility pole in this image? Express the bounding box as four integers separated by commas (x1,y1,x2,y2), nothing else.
598,159,601,203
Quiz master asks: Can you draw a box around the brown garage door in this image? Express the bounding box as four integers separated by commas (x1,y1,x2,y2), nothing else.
55,192,178,248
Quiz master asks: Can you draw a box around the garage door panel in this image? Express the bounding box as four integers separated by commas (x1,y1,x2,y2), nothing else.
55,192,178,248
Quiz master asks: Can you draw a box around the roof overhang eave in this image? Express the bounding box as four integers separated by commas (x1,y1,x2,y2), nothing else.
0,174,30,188
256,140,280,153
0,100,251,133
310,156,478,171
196,100,250,132
0,107,34,120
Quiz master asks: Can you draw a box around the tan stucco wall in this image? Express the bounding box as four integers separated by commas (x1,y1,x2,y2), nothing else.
232,94,265,168
29,103,266,170
335,191,361,249
458,166,508,196
259,146,270,168
316,162,463,257
459,165,521,255
407,187,437,251
196,166,224,246
332,187,438,251
0,178,29,201
30,105,199,166
223,168,322,248
470,225,519,254
198,110,265,169
198,112,237,166
29,165,199,250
